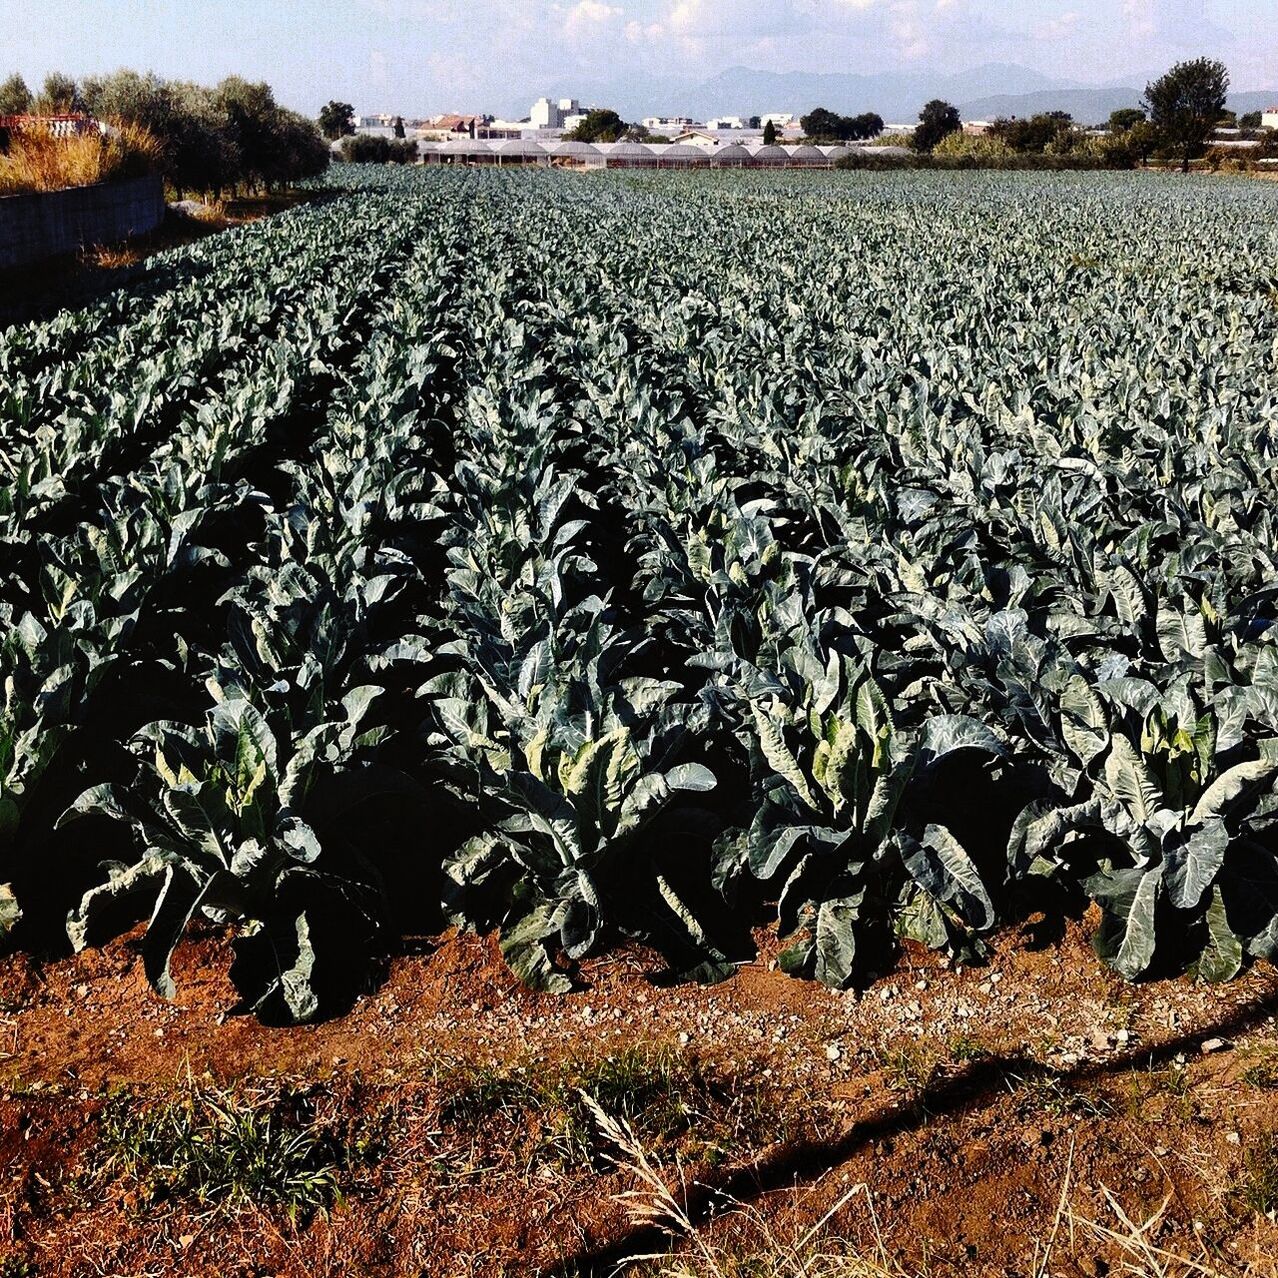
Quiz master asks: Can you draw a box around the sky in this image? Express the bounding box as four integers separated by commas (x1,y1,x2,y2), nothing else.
3,0,1275,116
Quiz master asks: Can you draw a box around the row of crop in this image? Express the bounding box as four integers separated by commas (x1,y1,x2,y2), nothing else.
4,168,1278,1019
0,189,454,982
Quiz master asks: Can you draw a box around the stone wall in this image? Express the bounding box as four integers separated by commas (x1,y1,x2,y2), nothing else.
0,174,165,270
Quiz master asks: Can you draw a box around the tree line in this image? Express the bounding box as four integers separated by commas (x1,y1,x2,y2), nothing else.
807,59,1252,173
0,70,329,195
909,58,1244,171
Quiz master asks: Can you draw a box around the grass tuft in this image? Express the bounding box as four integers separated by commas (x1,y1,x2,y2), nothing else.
96,1077,349,1218
1241,1133,1278,1218
435,1045,784,1170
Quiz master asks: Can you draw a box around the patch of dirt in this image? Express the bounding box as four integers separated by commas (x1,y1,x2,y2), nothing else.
0,914,1276,1277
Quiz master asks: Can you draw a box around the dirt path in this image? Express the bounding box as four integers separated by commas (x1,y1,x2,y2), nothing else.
1,915,1276,1276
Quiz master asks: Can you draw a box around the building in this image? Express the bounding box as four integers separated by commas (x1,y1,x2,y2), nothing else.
530,97,583,129
963,120,995,136
673,127,766,149
706,115,749,130
1263,107,1278,130
530,98,558,129
419,113,484,140
642,115,698,133
760,112,795,128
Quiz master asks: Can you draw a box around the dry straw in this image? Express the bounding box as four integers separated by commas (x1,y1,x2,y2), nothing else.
0,119,161,196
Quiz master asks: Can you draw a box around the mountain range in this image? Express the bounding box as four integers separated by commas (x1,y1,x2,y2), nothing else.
509,64,1277,127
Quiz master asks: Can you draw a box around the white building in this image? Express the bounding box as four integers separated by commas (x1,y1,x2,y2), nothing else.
530,97,559,128
1263,107,1278,130
642,115,698,133
674,127,766,149
706,115,749,130
760,112,795,128
530,97,583,129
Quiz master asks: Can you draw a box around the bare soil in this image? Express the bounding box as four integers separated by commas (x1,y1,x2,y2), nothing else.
0,912,1276,1277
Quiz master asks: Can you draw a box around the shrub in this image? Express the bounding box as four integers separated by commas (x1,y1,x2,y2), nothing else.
834,149,919,171
933,132,1016,164
838,131,1137,173
0,119,161,195
339,134,418,165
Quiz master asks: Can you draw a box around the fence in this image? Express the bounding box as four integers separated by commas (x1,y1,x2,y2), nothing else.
0,114,101,139
0,173,165,269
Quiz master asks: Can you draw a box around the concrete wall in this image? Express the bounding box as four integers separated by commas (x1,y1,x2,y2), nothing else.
0,173,165,270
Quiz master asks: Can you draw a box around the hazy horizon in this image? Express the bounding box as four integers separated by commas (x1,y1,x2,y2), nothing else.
4,0,1275,117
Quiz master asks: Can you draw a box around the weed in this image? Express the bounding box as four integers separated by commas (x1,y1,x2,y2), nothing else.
1241,1134,1278,1217
0,121,161,195
96,1078,345,1218
876,1043,941,1096
435,1046,782,1172
1240,1049,1278,1091
948,1033,991,1063
83,244,143,271
1005,1066,1105,1119
437,1062,540,1127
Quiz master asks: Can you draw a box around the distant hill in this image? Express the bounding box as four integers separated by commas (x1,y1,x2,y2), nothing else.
959,88,1143,124
959,87,1278,125
676,64,1073,124
1228,90,1278,115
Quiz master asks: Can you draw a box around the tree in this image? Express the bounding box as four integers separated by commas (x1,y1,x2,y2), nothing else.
800,107,843,140
1240,111,1262,129
214,77,285,190
1143,57,1229,173
0,73,32,115
393,115,406,139
912,99,960,153
762,119,778,146
318,100,355,140
35,71,79,114
340,133,417,164
564,108,626,144
800,108,882,143
747,115,761,129
991,112,1074,153
1127,119,1160,167
852,112,884,140
1109,107,1146,133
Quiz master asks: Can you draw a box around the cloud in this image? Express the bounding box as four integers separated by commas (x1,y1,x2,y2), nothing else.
337,0,1278,115
1039,9,1081,39
563,0,624,33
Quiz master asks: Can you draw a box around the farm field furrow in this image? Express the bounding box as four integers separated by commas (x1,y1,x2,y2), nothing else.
3,166,1278,1028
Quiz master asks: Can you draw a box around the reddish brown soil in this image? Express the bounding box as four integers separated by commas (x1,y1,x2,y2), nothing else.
0,913,1276,1277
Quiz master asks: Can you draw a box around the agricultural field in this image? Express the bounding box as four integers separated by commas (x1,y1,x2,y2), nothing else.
3,166,1278,1275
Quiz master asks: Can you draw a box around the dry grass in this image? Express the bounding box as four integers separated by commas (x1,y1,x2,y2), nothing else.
83,243,144,270
588,1101,1255,1278
0,120,161,195
585,1094,915,1278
